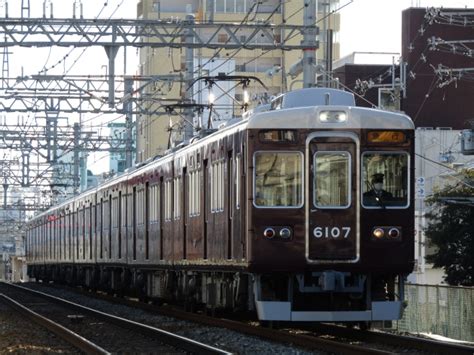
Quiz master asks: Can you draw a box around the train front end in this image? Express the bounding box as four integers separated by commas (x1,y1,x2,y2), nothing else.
246,88,414,323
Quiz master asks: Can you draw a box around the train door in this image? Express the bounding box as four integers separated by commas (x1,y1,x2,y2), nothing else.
227,151,233,260
203,159,208,259
306,132,360,264
182,167,187,260
159,177,164,260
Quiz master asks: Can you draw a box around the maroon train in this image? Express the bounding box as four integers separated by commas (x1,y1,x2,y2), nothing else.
26,88,415,324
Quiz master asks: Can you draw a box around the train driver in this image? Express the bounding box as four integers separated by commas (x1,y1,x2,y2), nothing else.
363,173,393,205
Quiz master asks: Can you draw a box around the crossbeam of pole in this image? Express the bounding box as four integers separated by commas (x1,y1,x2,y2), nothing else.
0,18,317,50
0,94,173,115
0,75,180,114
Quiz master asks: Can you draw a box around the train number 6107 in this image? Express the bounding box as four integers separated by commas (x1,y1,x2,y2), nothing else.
313,226,351,239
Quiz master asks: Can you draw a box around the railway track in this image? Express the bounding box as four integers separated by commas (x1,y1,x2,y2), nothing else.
0,282,230,355
18,282,473,354
69,284,474,354
297,323,474,355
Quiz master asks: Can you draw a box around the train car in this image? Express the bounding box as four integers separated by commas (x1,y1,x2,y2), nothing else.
26,87,415,325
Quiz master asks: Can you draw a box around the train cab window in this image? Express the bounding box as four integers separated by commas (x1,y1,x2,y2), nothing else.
254,151,303,208
314,151,351,208
362,152,409,208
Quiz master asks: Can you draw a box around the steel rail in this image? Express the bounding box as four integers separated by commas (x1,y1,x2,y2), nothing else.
0,293,109,355
68,284,474,355
300,323,474,355
40,284,393,355
4,283,230,355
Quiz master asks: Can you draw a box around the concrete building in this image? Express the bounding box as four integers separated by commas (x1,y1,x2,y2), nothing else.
401,7,474,130
108,122,130,175
136,0,341,161
411,128,472,285
333,7,474,285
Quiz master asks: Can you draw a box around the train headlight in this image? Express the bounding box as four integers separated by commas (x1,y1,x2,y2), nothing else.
372,228,385,239
319,110,347,123
388,228,400,238
279,228,292,239
263,228,275,239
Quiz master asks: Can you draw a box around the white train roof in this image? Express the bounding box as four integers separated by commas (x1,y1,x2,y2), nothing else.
246,105,414,130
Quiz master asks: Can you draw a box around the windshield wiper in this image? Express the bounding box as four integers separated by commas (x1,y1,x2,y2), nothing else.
367,181,386,209
374,195,386,209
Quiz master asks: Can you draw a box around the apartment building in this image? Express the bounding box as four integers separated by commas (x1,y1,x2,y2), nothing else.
136,0,341,161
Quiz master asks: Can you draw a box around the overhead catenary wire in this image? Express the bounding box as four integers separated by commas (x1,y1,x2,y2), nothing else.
190,0,354,104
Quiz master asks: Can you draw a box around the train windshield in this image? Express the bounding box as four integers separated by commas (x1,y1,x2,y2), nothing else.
314,151,351,208
254,151,303,208
362,152,409,208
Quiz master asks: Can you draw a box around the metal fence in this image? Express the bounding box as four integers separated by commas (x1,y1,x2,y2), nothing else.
396,283,474,342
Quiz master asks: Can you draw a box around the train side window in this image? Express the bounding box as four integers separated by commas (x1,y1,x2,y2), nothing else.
164,180,173,221
137,188,145,226
314,151,351,209
173,176,181,219
362,152,409,209
188,171,194,216
112,196,118,229
211,161,225,212
253,151,303,208
235,154,241,209
211,163,216,212
188,170,201,216
149,184,159,223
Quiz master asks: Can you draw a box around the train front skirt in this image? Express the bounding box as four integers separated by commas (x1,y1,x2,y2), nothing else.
252,273,406,322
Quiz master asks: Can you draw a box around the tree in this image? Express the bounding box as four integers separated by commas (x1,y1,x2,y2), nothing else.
424,170,474,286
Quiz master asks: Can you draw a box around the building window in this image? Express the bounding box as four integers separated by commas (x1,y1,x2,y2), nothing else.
214,0,254,13
218,33,228,43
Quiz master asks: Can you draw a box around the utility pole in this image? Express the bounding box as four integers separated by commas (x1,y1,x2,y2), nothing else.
21,148,29,187
124,77,134,168
303,0,317,88
1,36,11,89
183,14,195,142
2,177,7,208
73,122,80,195
321,2,333,87
21,0,30,18
104,45,119,108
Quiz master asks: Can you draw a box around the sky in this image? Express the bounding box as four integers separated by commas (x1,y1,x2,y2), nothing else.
339,0,474,59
